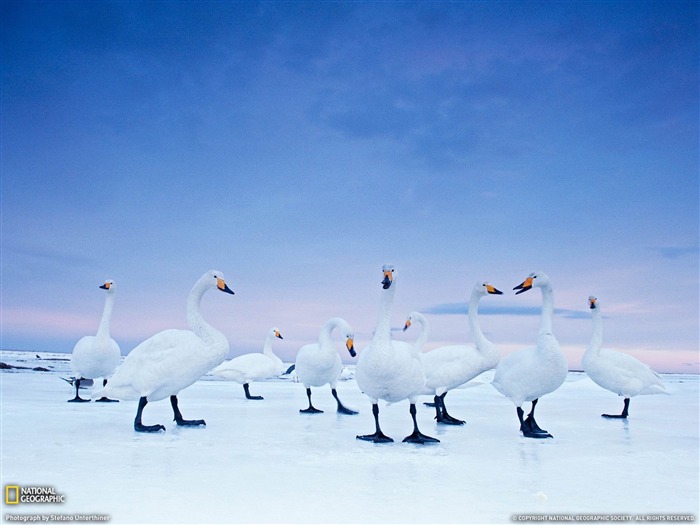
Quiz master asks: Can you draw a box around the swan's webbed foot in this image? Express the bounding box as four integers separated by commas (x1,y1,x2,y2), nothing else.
67,396,90,403
175,417,206,427
135,422,166,433
423,401,437,408
94,397,119,403
331,389,357,415
243,383,263,400
300,406,324,414
436,413,465,425
403,430,440,444
169,395,205,427
603,398,630,419
520,417,552,438
356,431,394,443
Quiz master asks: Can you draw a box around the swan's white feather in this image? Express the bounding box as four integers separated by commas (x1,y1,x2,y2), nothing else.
94,270,232,403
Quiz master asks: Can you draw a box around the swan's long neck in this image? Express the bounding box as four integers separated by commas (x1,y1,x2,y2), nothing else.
187,280,221,346
319,318,346,355
538,284,554,336
95,292,115,340
372,283,396,344
468,291,489,350
412,314,429,351
589,307,603,354
263,333,275,357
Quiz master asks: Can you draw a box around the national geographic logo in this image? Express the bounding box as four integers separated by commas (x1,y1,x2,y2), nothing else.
5,485,66,504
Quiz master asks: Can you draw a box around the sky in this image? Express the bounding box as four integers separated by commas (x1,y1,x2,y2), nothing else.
1,1,698,374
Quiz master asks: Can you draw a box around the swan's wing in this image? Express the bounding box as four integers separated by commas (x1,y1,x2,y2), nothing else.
597,348,667,394
422,345,484,389
100,329,201,399
211,353,274,381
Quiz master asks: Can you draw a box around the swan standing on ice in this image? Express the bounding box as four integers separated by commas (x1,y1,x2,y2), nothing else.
355,265,438,444
583,296,667,418
404,281,503,425
295,317,358,414
210,327,285,400
492,272,567,438
68,280,121,403
93,270,234,432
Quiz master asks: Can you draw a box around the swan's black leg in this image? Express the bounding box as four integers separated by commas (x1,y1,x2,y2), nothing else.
436,393,465,425
134,397,165,432
357,403,393,443
299,387,323,413
243,383,263,400
171,395,205,427
603,397,630,419
430,395,442,419
524,398,551,436
67,378,90,403
403,403,440,444
332,388,357,415
518,405,551,439
95,378,119,403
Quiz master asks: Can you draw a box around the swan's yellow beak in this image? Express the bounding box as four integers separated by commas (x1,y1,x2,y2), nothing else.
346,337,356,357
514,277,533,295
99,282,111,290
217,278,235,295
486,284,503,295
589,296,598,309
403,319,412,331
275,330,283,340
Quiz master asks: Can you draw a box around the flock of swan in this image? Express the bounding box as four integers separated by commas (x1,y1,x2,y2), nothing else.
67,266,667,442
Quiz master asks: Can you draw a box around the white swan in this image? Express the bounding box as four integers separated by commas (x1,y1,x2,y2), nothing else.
94,270,234,432
355,264,438,444
295,317,358,414
210,327,285,400
69,280,121,403
582,296,667,418
404,281,503,425
492,272,567,438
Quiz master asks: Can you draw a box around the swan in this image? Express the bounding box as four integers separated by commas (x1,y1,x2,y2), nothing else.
492,272,567,438
355,264,438,444
210,327,285,400
295,317,358,414
582,296,667,418
404,281,503,425
93,270,234,432
68,280,121,403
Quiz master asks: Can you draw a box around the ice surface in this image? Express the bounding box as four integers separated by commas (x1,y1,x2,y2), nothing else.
1,351,698,524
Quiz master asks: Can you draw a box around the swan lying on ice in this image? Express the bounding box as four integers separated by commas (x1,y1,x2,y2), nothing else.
210,327,285,400
93,270,234,432
492,272,567,439
69,280,121,403
405,281,502,425
355,264,438,444
295,317,358,414
583,296,667,418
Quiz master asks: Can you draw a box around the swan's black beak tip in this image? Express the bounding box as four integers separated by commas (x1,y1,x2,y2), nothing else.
349,348,357,358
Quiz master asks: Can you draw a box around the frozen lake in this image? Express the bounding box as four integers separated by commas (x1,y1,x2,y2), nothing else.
1,351,698,524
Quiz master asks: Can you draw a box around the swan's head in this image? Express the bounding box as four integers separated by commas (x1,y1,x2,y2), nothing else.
381,264,395,290
403,311,425,332
345,333,357,358
206,270,235,295
271,327,283,340
589,296,598,310
513,272,550,295
99,280,116,293
474,281,503,297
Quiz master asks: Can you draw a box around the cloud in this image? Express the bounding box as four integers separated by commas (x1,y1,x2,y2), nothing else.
423,303,590,320
651,246,699,260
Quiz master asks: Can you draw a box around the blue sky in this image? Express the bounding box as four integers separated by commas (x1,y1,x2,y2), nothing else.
2,1,698,373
